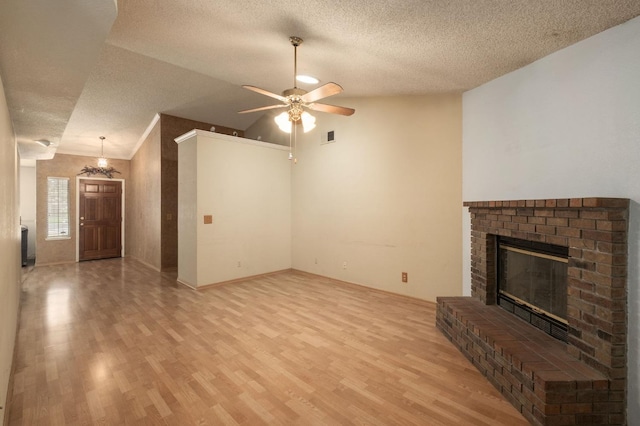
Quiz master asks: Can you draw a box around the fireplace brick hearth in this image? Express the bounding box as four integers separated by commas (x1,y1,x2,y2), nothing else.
436,198,629,425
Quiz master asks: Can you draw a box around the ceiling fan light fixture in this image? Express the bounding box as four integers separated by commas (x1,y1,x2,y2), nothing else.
275,111,292,133
296,75,319,84
301,111,316,133
275,110,316,134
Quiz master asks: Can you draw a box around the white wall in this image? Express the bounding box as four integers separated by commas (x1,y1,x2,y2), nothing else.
20,165,36,259
0,75,21,420
292,94,463,301
177,130,291,287
463,16,640,421
177,136,197,286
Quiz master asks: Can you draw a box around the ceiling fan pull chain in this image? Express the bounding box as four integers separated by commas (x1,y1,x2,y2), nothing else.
293,123,298,164
289,128,293,160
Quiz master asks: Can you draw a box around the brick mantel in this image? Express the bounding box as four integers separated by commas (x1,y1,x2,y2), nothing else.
437,197,629,425
463,197,629,209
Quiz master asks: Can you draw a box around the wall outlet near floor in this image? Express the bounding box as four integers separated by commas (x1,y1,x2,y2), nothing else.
402,272,408,283
315,257,318,264
342,261,347,269
237,261,241,268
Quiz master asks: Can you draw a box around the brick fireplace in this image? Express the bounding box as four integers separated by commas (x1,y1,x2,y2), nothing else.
436,198,629,425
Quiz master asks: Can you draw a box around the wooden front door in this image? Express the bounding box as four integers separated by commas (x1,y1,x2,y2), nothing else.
79,179,122,261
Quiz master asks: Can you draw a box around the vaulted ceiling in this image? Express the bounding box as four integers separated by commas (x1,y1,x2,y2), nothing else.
2,0,640,162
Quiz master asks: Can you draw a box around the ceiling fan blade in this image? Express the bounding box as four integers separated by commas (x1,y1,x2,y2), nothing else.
301,82,343,103
238,104,287,114
242,85,287,102
307,102,355,116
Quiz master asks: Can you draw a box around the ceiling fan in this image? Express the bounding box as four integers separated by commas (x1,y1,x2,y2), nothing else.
238,36,355,133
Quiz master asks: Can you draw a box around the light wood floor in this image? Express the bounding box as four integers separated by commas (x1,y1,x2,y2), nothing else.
8,258,528,425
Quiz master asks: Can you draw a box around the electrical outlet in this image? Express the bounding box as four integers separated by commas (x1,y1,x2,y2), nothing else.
402,272,408,283
342,261,347,269
315,258,318,264
237,261,241,268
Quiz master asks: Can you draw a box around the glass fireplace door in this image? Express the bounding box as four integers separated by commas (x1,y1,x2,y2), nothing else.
497,237,569,340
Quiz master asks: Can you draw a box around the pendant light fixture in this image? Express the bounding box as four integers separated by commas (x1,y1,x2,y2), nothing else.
97,136,108,168
78,135,121,178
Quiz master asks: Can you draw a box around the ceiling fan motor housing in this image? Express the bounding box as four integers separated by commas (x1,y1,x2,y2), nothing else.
282,88,306,121
282,88,306,97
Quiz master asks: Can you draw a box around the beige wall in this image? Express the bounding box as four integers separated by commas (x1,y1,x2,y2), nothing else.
292,94,463,301
36,154,131,265
177,136,197,285
0,75,21,420
177,131,291,287
128,120,162,270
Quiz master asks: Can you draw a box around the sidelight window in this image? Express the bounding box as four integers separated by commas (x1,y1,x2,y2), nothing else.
47,177,70,239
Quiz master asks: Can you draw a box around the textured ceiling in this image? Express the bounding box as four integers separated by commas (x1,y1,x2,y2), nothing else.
2,0,640,161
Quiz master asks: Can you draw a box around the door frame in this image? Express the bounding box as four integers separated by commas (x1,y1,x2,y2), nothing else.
75,176,126,262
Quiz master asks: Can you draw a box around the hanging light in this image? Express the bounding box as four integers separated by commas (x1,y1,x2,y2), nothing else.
78,135,121,178
97,136,108,168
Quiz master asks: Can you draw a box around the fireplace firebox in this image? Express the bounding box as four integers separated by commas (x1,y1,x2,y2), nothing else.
497,236,568,341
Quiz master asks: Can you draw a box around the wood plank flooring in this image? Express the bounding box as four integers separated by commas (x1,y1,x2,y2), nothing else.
8,259,528,425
